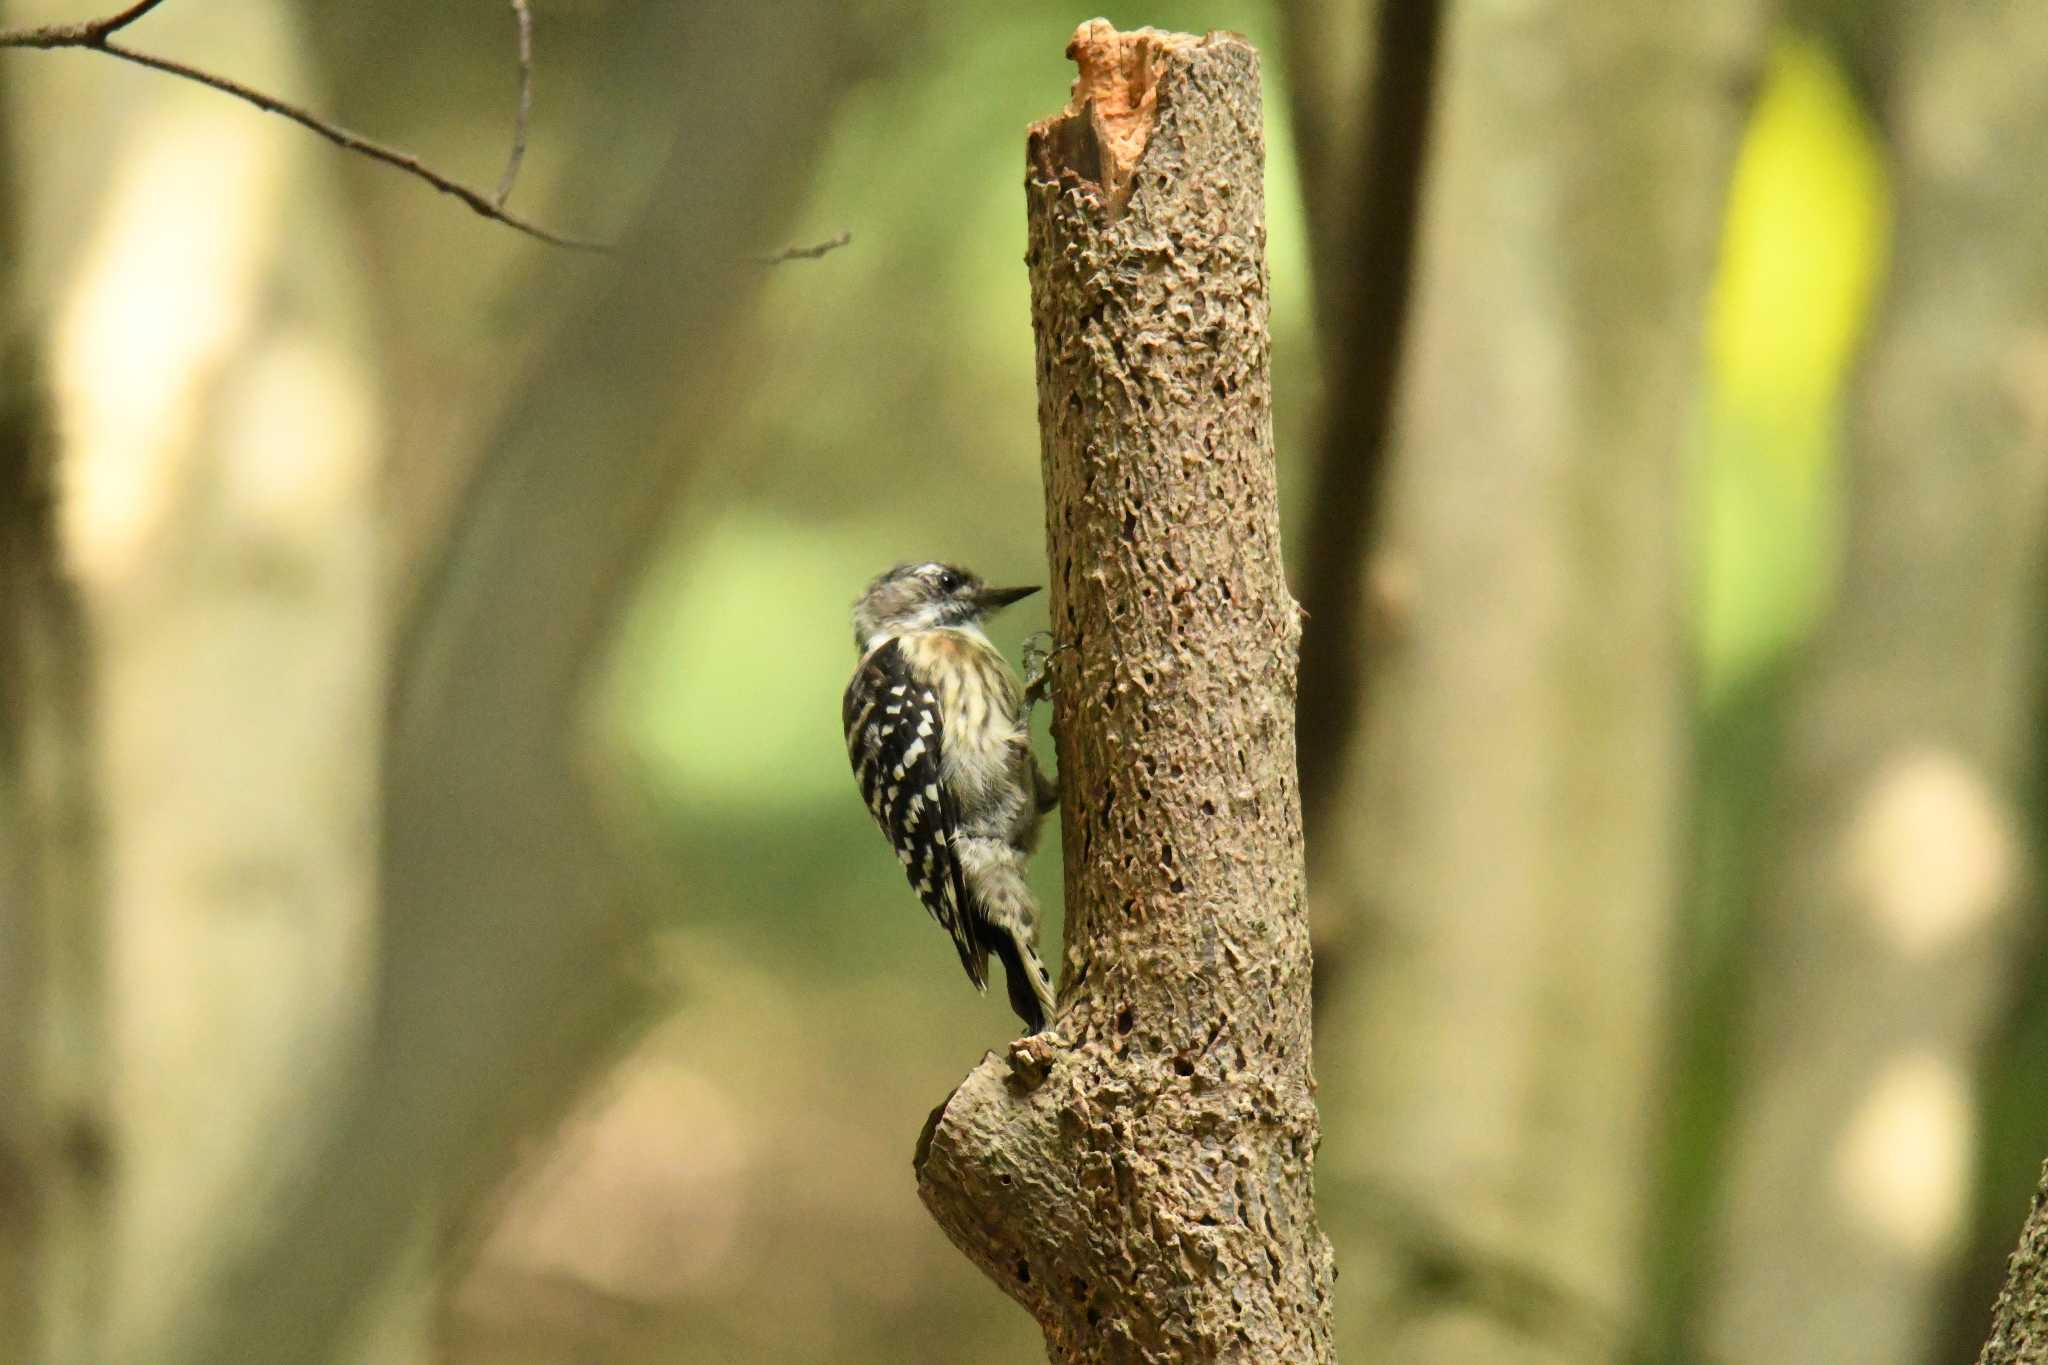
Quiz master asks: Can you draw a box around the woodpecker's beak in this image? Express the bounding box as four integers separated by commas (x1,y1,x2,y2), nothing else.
978,585,1040,612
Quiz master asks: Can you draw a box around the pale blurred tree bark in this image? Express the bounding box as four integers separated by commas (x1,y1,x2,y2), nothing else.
0,192,111,1365
1303,3,1770,1362
6,5,404,1360
1703,3,2048,1362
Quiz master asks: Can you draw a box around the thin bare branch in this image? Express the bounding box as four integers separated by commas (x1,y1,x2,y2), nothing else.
89,0,170,36
495,0,533,208
0,0,169,46
0,6,609,252
747,228,851,265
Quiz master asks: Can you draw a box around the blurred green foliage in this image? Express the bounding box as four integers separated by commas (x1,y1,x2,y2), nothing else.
1692,33,1887,696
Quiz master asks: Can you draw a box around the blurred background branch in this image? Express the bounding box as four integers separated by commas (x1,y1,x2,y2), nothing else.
492,0,531,209
1281,0,1441,849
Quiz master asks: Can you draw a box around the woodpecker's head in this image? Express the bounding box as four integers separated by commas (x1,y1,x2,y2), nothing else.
852,562,1039,649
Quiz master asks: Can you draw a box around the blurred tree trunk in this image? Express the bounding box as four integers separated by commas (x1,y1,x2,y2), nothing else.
916,24,1335,1362
1306,3,1768,1362
1277,0,1440,846
1703,3,2048,1361
8,8,405,1360
0,253,111,1365
1979,1159,2048,1365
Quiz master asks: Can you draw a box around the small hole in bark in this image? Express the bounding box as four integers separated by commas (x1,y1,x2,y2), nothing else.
1071,1276,1090,1299
1201,799,1216,816
1173,1057,1195,1077
999,1173,1012,1185
1117,1007,1135,1034
1122,508,1138,541
1087,1307,1103,1327
1199,1213,1219,1226
1016,1260,1032,1284
1169,876,1185,894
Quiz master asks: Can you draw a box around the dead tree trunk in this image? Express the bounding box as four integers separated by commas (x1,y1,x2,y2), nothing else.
914,23,1335,1363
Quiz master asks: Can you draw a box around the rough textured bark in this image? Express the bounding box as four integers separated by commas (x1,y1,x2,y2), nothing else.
1981,1160,2048,1365
914,24,1334,1363
1705,3,2048,1361
1307,4,1769,1362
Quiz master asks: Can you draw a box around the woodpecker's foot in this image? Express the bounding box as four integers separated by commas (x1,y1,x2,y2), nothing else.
1021,631,1070,707
1005,1031,1062,1090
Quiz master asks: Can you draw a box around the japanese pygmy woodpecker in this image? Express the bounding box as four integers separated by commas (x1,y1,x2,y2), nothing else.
842,562,1059,1033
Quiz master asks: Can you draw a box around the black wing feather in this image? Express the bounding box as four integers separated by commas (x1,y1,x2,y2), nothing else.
843,638,984,988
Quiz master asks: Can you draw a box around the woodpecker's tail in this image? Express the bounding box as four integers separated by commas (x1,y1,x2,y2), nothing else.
959,837,1059,1034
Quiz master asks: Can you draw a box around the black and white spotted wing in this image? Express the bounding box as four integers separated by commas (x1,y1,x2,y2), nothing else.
842,637,986,989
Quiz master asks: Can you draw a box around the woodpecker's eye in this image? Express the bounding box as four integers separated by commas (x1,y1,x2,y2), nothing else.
936,570,964,593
